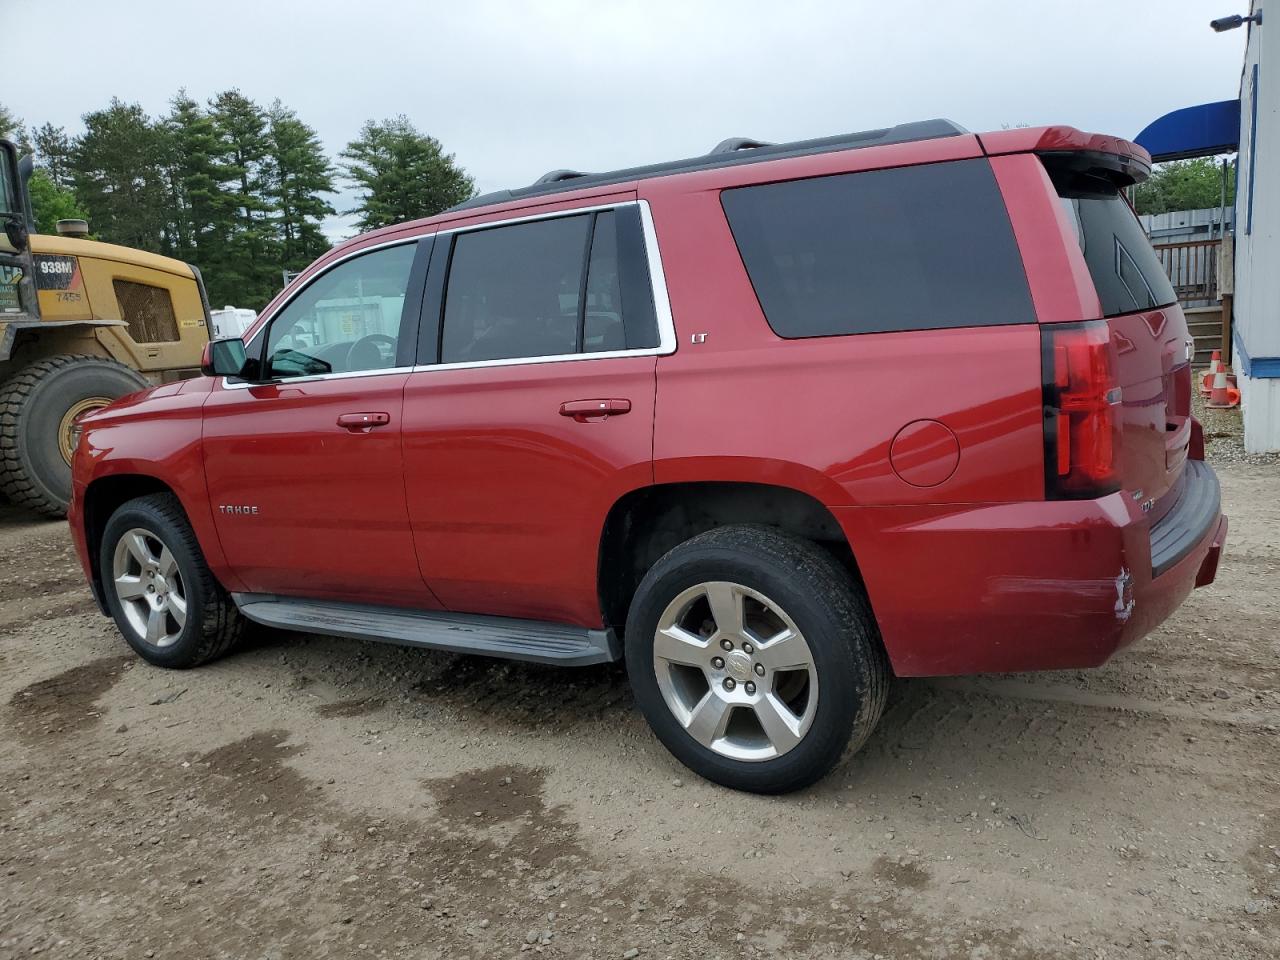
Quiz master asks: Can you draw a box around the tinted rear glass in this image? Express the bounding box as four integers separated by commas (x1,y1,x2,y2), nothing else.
1055,182,1177,318
720,158,1035,338
441,215,590,363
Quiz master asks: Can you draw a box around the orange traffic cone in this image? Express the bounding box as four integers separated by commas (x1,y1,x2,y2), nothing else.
1200,349,1222,395
1206,367,1239,408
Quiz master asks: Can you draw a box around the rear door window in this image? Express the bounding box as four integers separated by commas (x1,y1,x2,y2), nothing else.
439,206,658,363
264,242,417,378
720,158,1035,338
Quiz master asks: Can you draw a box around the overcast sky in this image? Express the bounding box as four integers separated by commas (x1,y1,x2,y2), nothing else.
7,0,1248,240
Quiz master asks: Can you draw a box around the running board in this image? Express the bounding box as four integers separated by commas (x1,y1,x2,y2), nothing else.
231,594,620,667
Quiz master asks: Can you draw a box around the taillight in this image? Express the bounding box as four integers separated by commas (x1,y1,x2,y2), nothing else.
1042,321,1122,499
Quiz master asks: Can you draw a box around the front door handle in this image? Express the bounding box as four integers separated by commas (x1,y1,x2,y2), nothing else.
559,399,631,422
337,411,391,431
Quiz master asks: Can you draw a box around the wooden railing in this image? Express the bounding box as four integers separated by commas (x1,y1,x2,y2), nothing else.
1152,238,1221,302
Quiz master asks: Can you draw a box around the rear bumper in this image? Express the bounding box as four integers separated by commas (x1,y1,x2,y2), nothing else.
835,459,1226,676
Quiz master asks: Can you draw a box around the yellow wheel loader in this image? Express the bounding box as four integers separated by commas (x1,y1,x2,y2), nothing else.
0,139,210,518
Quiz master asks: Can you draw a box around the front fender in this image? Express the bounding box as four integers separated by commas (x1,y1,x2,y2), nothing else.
72,376,244,593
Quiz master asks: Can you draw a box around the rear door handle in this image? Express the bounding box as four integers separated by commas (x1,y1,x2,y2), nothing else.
337,411,391,430
559,399,631,422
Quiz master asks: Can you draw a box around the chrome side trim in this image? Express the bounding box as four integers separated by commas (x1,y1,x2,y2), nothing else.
409,198,676,375
434,199,635,236
233,198,677,388
220,366,414,390
636,199,678,355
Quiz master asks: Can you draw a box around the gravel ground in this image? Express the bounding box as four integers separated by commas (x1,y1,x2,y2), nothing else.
1,414,1277,959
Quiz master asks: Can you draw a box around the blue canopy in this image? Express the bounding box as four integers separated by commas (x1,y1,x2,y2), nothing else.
1135,100,1240,161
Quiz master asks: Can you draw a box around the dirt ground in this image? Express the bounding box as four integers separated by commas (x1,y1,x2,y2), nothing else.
1,416,1277,959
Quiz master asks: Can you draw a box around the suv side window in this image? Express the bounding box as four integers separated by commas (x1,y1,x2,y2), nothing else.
438,206,659,364
264,242,417,378
720,159,1035,338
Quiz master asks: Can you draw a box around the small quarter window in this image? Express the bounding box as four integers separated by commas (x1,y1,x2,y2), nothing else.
584,212,624,352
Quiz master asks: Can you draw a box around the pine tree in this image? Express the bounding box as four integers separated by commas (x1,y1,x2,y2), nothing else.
265,100,335,271
207,89,277,306
0,102,25,146
341,116,474,231
69,99,170,252
32,123,73,188
164,91,232,264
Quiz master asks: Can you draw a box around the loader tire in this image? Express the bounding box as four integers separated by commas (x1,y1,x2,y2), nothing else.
0,355,148,518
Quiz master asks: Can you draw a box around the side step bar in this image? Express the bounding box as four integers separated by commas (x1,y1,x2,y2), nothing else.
231,593,620,667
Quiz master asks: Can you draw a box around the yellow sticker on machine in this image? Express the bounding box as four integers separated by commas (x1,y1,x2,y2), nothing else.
181,316,204,328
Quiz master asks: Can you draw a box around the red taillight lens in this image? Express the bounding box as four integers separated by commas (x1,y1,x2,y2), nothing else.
1042,321,1122,499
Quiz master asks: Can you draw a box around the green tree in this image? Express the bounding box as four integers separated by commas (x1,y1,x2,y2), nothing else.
340,116,474,231
164,90,233,264
206,89,277,306
0,102,24,144
1133,157,1236,216
69,99,170,252
265,100,335,271
28,168,88,233
32,123,73,188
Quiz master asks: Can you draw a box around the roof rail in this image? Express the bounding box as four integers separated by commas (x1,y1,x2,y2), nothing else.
447,119,969,213
534,169,589,185
709,137,773,155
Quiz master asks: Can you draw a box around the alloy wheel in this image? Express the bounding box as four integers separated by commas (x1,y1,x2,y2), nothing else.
652,580,818,761
112,527,188,648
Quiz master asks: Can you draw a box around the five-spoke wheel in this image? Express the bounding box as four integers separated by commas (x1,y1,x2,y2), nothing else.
626,525,890,794
112,527,188,648
653,580,817,761
101,493,244,668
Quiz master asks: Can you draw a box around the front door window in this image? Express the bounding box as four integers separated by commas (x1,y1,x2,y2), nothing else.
264,243,417,378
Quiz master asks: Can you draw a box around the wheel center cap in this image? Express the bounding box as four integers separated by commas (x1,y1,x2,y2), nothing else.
726,651,752,682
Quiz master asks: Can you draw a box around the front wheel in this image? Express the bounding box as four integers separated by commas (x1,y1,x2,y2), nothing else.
100,493,245,668
625,526,889,794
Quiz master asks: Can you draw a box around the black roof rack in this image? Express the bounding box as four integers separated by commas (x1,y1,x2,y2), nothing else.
533,169,588,185
708,137,774,154
448,118,967,213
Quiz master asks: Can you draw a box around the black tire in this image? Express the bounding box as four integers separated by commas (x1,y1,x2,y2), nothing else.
100,492,245,669
0,355,148,518
625,525,890,794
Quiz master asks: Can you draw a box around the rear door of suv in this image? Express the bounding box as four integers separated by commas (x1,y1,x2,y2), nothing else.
401,199,673,626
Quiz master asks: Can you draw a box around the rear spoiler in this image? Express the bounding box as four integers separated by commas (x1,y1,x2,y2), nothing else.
978,126,1152,186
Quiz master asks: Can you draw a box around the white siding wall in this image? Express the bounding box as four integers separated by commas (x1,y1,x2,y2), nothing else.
1235,1,1279,358
1234,1,1280,451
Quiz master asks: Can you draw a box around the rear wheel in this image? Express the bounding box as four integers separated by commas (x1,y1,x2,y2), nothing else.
101,493,245,668
625,526,889,794
0,355,148,517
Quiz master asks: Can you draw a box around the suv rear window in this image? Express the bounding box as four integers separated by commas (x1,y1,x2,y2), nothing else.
720,158,1035,338
1051,173,1177,318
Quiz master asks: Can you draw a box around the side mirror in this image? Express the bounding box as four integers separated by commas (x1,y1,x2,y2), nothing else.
2,217,28,253
201,337,249,378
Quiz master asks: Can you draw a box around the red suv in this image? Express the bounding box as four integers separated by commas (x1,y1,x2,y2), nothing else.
68,120,1226,793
